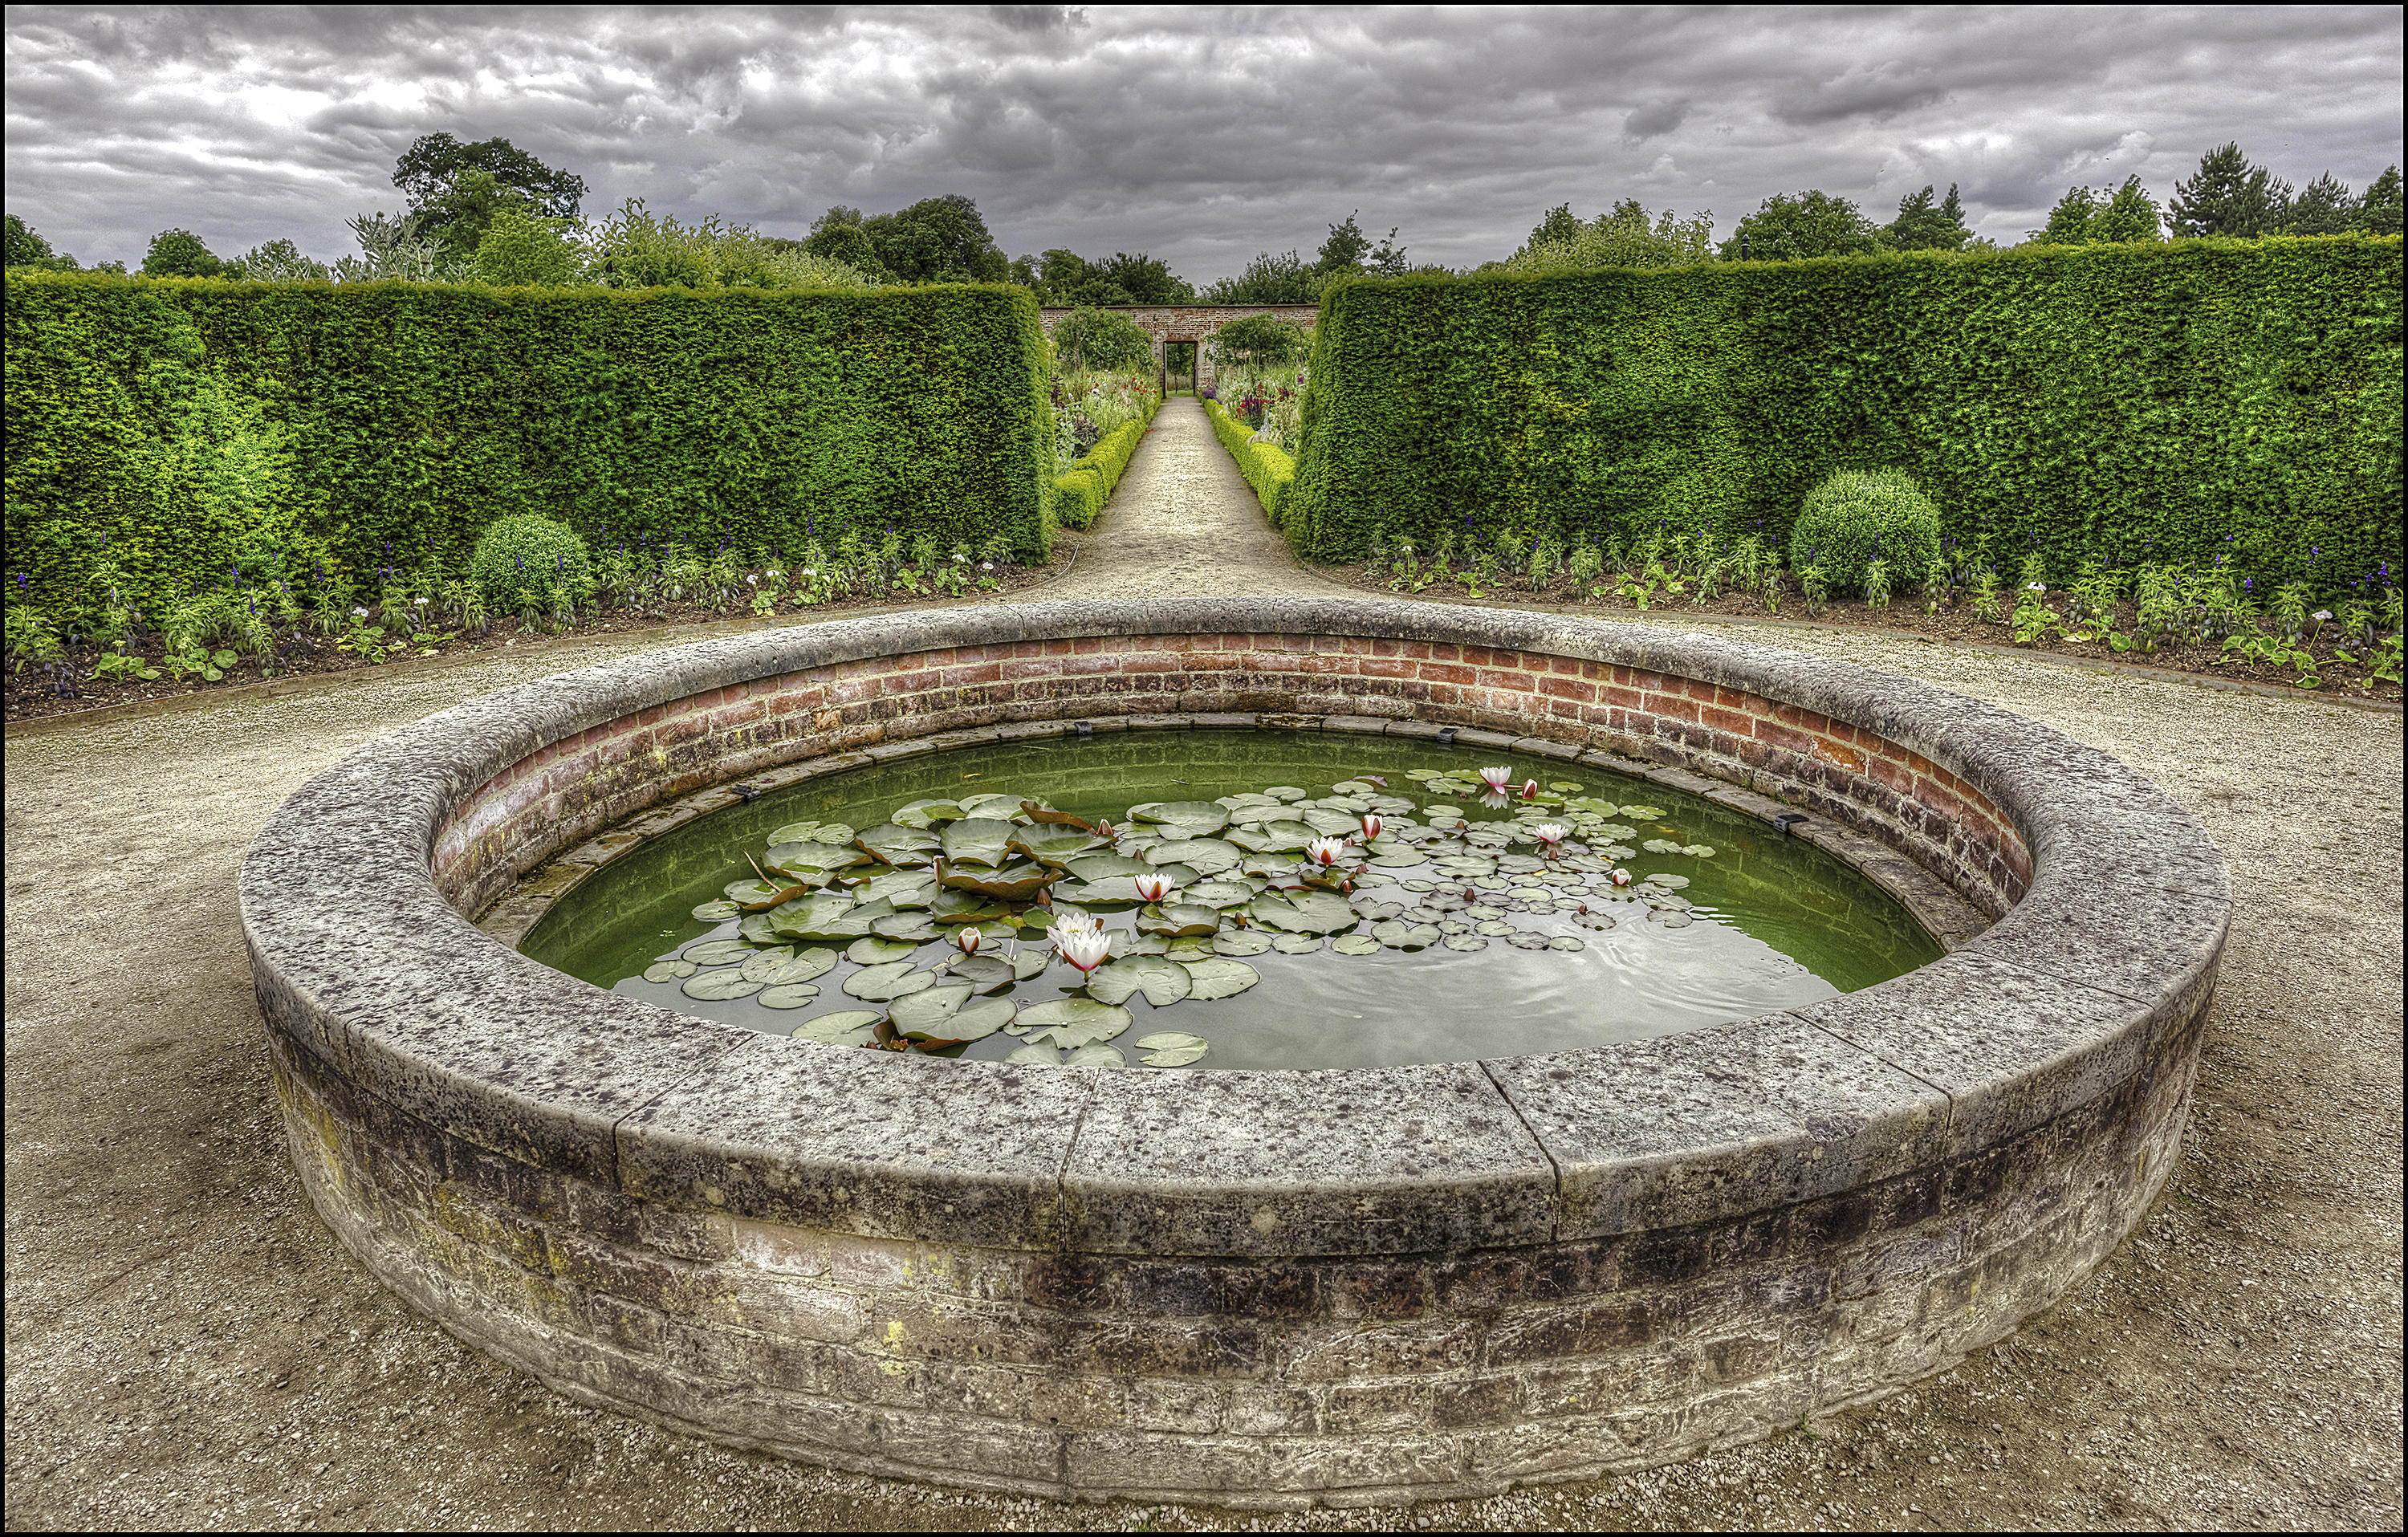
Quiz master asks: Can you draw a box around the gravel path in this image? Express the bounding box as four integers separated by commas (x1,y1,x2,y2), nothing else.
6,420,2400,1530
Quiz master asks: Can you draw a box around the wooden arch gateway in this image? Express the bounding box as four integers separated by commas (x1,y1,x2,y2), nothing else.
1036,303,1319,392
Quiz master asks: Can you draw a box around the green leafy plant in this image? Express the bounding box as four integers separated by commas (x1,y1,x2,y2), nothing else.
1790,470,1942,597
471,515,590,620
165,640,241,681
1861,557,1891,609
1798,563,1829,614
92,651,161,682
2011,583,2062,644
1970,567,2004,624
6,608,64,672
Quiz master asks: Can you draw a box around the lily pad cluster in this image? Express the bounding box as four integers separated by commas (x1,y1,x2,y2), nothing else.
656,769,1719,1068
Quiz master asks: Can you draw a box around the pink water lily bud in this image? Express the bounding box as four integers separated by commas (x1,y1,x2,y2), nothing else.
1521,779,1540,801
1479,766,1512,793
1534,823,1568,852
1131,872,1173,904
1609,868,1633,887
1305,836,1348,868
1055,926,1113,975
1360,813,1384,842
952,926,983,955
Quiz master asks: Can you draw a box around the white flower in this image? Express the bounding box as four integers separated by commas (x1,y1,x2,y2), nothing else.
981,562,995,571
1359,813,1384,842
1304,836,1348,868
1051,909,1102,937
1609,868,1633,887
1055,926,1112,975
413,596,428,606
351,606,368,618
1479,766,1512,793
2027,581,2046,593
1534,823,1568,849
746,574,759,586
1131,872,1173,904
1521,779,1540,801
952,926,983,955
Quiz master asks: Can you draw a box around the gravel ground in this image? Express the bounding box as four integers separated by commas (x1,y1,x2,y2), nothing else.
6,412,2401,1530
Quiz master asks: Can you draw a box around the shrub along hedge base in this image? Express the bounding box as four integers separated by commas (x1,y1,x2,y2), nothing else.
1203,398,1298,524
2,273,1053,622
1284,238,2404,596
1049,393,1161,529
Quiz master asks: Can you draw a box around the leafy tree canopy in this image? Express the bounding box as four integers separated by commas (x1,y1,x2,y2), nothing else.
1208,312,1310,371
2032,175,2162,246
1202,248,1318,305
472,206,582,287
1719,190,1881,261
1488,199,1714,272
852,194,1010,284
2168,143,2290,238
140,227,222,278
1051,306,1156,371
225,238,333,283
1883,184,1974,251
394,132,588,230
4,213,79,270
2356,165,2403,237
1010,247,1194,306
800,206,890,280
2281,173,2356,237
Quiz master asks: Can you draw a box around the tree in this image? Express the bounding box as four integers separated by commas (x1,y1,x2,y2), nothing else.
2356,165,2403,236
1884,184,1973,251
1202,249,1316,305
1051,307,1156,372
470,206,580,286
2167,144,2289,238
858,194,1008,284
1089,252,1194,305
394,132,586,247
801,206,889,279
1208,313,1309,371
2032,176,2162,246
1489,200,1714,272
3,213,78,270
2281,173,2355,236
1719,191,1881,261
140,228,222,278
225,238,332,282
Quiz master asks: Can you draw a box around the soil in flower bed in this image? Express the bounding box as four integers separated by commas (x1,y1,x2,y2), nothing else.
1316,562,2403,704
4,547,1080,727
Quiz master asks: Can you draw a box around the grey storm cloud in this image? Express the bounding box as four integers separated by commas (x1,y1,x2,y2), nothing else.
4,4,2400,279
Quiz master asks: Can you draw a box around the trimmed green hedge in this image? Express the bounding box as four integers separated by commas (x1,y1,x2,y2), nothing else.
1286,238,2404,593
3,271,1051,618
1203,399,1298,522
1050,394,1161,529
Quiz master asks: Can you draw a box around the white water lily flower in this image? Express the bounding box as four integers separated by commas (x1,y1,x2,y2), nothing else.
1359,813,1384,842
1055,926,1112,975
1051,909,1102,937
952,926,983,955
1521,779,1540,801
1131,872,1173,904
1534,823,1568,852
1609,868,1634,887
1305,836,1348,868
1479,766,1513,793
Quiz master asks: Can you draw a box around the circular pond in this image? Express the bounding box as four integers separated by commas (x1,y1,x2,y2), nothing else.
244,597,2229,1508
527,730,1940,1071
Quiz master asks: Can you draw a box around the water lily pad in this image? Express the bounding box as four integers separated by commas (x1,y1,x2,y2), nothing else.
1148,838,1242,875
723,880,783,907
1128,800,1231,836
1065,852,1155,882
1247,889,1358,934
1575,909,1618,931
942,860,1061,901
1548,935,1587,951
891,798,964,829
1182,879,1256,908
1366,845,1428,868
1643,872,1691,890
1641,839,1682,855
1015,998,1130,1047
1262,786,1307,802
844,937,916,965
945,954,1016,990
1004,1041,1063,1066
888,985,975,1032
1012,948,1051,980
769,893,868,941
855,869,939,907
1331,935,1383,956
1214,930,1275,956
1682,844,1717,858
689,900,739,922
1181,958,1261,998
940,819,1016,868
1086,956,1192,1007
758,983,820,1009
1442,934,1489,952
682,969,763,1001
771,844,869,878
1649,909,1695,929
792,1010,880,1045
1011,828,1110,867
1296,807,1358,837
736,913,783,944
1475,920,1514,937
1065,1043,1127,1068
683,938,755,966
641,959,698,982
767,819,821,844
943,998,1016,1041
738,946,797,982
1138,903,1223,938
1371,919,1442,949
872,913,942,942
1135,1031,1206,1051
843,962,938,1002
1506,932,1552,949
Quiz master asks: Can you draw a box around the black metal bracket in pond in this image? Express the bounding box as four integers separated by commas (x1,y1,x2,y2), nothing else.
1437,727,1458,745
1775,812,1807,833
1075,720,1093,739
731,783,763,802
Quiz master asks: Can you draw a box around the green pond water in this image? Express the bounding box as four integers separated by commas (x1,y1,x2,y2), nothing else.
522,730,1942,1071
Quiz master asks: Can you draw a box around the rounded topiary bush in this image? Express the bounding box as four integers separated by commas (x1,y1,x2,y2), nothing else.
470,515,590,616
1790,469,1942,593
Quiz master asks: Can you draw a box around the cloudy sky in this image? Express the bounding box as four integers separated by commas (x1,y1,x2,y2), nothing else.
5,5,2402,279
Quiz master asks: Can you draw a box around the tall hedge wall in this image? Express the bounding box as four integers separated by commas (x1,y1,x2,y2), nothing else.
1287,238,2403,592
2,273,1052,616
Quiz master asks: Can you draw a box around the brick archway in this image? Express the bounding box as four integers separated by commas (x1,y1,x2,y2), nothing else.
1036,303,1319,392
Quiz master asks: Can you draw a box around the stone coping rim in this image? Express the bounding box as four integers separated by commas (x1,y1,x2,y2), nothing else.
240,597,2230,1258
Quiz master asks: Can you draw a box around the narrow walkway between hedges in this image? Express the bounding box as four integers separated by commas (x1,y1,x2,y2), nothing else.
1049,396,1332,600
